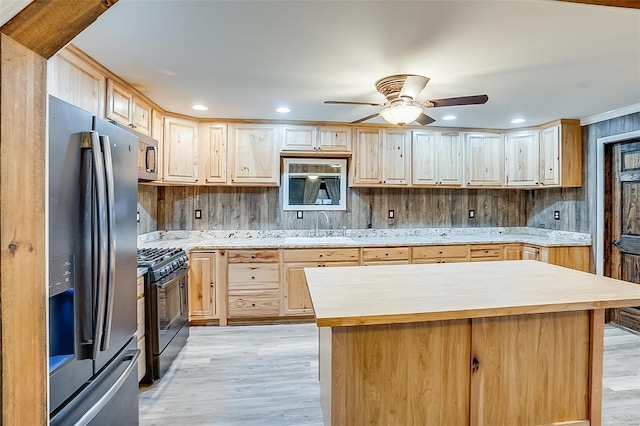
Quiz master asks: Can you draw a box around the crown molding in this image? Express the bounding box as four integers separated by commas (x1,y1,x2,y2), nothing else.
580,103,640,126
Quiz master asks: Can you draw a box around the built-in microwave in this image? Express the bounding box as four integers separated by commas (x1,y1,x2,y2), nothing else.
112,122,159,181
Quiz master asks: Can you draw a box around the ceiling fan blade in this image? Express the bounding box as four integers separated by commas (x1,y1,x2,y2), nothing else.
415,113,436,126
399,75,430,100
324,100,383,106
427,94,489,107
350,113,380,124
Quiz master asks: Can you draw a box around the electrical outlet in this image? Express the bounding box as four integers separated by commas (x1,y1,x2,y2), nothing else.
388,210,395,219
195,209,202,219
136,211,140,223
554,211,560,220
296,211,303,219
469,210,475,218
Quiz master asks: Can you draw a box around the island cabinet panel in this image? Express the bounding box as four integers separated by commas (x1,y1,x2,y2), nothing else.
470,311,591,426
412,245,469,263
227,249,279,318
325,320,471,426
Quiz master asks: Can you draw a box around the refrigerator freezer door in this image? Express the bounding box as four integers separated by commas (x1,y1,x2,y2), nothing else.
92,118,138,374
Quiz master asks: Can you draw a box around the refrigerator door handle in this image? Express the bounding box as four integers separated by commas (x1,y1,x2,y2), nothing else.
87,131,109,360
74,349,140,426
99,135,117,351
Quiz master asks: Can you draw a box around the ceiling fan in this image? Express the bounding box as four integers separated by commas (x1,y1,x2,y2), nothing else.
324,74,488,126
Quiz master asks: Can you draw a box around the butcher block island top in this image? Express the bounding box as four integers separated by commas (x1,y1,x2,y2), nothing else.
305,260,640,327
306,260,640,426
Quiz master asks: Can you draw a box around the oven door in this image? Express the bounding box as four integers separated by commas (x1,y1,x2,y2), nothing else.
153,267,188,354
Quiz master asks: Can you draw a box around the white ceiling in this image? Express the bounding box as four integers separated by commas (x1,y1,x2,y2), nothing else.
70,0,640,129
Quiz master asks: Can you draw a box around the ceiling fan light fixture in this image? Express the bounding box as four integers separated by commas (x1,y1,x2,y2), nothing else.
380,104,422,126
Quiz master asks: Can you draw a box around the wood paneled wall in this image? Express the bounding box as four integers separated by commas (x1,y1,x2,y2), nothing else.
157,186,526,231
138,184,158,234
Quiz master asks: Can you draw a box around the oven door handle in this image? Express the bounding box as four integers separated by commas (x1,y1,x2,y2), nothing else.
155,267,188,288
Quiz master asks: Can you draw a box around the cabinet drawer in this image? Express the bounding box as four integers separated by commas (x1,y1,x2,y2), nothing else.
283,248,360,263
228,290,280,317
363,260,410,266
362,247,409,261
412,245,468,260
228,263,278,283
228,249,279,263
413,258,468,264
470,245,503,261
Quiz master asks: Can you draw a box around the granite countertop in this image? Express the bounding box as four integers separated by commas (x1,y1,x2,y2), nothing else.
137,227,591,252
137,267,148,278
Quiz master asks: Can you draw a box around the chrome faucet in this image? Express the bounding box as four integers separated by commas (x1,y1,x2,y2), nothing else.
315,210,330,237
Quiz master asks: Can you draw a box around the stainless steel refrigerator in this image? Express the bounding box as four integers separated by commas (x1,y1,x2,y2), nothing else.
48,96,139,425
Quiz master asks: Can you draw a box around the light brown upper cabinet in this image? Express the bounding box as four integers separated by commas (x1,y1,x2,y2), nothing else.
540,119,582,187
163,116,199,183
412,131,463,187
351,128,410,187
48,48,106,118
465,132,504,187
504,130,540,187
229,124,279,186
106,79,152,136
281,125,351,153
199,123,228,184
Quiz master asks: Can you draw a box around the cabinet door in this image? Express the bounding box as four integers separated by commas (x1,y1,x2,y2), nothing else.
412,130,438,186
229,125,279,185
381,129,410,185
465,133,504,186
106,79,133,127
352,129,382,185
282,125,315,151
505,131,539,187
48,48,106,117
163,117,199,183
540,125,560,186
283,261,359,315
522,245,540,260
317,127,351,152
199,123,227,184
151,110,164,181
188,252,217,319
438,132,464,186
131,97,152,136
503,244,523,260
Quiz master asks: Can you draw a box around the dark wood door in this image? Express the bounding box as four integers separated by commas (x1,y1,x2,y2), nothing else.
610,141,640,332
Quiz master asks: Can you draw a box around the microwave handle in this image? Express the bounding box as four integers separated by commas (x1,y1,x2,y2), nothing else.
145,145,156,173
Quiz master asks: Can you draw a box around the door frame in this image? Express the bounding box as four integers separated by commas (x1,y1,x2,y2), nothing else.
596,130,640,276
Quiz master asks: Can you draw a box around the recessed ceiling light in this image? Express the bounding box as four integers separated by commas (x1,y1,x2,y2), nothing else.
192,104,208,111
442,115,456,121
511,118,526,124
276,107,291,113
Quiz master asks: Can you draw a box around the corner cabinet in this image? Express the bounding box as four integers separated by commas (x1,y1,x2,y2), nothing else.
106,79,152,136
504,130,540,187
351,128,410,187
412,130,463,187
228,124,279,186
464,132,504,187
540,119,582,187
163,116,199,183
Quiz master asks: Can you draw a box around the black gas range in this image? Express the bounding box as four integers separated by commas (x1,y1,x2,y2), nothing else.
137,247,188,284
136,247,189,383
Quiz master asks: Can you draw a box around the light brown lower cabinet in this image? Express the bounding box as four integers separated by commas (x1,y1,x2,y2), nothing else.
470,244,503,262
362,247,409,266
188,251,219,322
411,245,469,264
503,244,523,260
523,245,540,260
227,249,280,318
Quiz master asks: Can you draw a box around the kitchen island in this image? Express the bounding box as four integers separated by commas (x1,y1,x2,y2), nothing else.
305,260,640,426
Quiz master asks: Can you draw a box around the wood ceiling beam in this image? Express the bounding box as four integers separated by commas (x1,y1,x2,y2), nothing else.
557,0,640,8
0,0,119,59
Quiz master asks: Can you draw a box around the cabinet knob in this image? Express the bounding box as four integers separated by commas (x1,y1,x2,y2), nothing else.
319,254,323,258
251,255,256,259
251,276,255,280
439,251,443,254
210,283,214,287
385,253,389,256
252,303,256,307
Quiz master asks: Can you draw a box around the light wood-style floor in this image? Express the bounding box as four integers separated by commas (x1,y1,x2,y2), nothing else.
139,323,640,426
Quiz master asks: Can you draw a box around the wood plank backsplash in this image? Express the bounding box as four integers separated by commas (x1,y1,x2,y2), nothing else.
156,186,526,231
138,184,158,234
